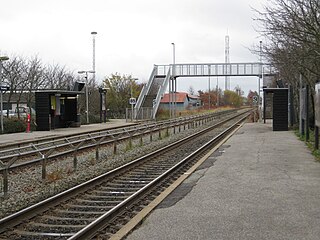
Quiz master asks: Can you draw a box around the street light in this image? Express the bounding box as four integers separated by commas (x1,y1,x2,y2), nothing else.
208,65,211,110
171,42,176,118
259,40,262,122
91,31,97,84
78,70,95,124
0,56,9,134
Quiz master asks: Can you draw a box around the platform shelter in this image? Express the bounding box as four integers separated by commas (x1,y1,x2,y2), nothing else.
263,88,288,131
35,90,83,131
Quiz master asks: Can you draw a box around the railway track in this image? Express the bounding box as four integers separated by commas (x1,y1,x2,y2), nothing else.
0,109,250,239
0,109,236,169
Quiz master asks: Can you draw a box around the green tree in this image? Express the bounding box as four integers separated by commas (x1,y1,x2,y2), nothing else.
103,73,142,118
223,90,243,107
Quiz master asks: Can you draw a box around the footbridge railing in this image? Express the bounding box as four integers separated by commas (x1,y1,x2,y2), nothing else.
155,62,276,77
135,62,277,120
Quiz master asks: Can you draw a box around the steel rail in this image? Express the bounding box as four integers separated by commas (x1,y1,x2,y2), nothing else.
0,110,250,237
69,112,250,239
0,109,237,171
0,109,236,154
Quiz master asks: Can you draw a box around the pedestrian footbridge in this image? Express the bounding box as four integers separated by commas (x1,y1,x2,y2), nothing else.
134,62,276,120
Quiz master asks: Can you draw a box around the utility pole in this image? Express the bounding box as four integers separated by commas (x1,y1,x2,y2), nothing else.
78,70,95,124
91,31,97,85
208,65,211,109
225,34,230,90
171,42,176,118
259,40,262,122
0,56,9,134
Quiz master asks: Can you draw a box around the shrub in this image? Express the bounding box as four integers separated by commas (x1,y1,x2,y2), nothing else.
2,117,37,134
3,117,26,133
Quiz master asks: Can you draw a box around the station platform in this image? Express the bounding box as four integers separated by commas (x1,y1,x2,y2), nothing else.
0,119,136,146
125,122,320,240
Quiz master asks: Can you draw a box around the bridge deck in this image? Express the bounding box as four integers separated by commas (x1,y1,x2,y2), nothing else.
156,62,276,77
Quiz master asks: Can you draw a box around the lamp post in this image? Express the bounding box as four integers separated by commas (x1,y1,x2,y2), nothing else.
91,31,97,84
171,42,176,118
78,70,95,124
259,40,262,122
208,65,211,110
216,76,219,107
0,56,9,134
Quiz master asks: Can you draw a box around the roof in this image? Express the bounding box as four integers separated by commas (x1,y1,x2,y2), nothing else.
263,88,288,93
160,92,199,103
35,90,84,95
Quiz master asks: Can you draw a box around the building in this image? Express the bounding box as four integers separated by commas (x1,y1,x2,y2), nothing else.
159,92,201,111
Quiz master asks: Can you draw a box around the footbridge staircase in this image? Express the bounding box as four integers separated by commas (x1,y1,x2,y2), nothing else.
134,65,171,120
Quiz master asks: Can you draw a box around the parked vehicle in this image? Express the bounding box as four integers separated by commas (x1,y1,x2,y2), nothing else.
2,109,15,118
14,107,36,117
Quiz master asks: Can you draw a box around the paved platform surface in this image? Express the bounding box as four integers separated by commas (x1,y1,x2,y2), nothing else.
126,122,320,240
0,119,135,146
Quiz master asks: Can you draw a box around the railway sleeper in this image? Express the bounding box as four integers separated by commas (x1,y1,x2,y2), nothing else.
80,195,127,201
38,215,95,225
99,187,144,193
52,209,105,218
62,203,113,211
115,177,156,182
75,198,123,206
99,184,144,190
21,222,85,232
10,230,73,239
73,199,118,206
90,189,136,196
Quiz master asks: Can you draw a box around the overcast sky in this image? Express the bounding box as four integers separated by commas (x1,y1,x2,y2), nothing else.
0,0,267,95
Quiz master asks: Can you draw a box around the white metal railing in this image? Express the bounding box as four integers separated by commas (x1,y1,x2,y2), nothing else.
152,68,171,119
135,62,276,120
155,65,171,76
154,63,276,77
134,66,158,118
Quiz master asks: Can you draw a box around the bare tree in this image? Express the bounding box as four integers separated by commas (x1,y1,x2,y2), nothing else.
254,0,320,122
43,63,75,89
1,55,26,116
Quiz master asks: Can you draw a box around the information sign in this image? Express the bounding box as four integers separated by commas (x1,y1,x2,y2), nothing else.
129,98,136,105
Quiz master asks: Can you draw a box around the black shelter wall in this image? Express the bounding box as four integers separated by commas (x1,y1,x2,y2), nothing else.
35,92,50,131
273,89,288,131
64,98,77,122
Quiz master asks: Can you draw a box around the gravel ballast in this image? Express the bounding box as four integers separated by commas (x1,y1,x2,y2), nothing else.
0,120,218,219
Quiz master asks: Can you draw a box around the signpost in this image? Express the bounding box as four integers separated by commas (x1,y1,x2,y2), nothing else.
129,97,136,122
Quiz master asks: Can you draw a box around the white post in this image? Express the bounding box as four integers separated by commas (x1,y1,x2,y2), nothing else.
259,40,262,122
208,65,211,109
0,57,9,133
171,43,176,118
85,72,89,124
131,81,133,122
78,70,94,124
91,32,97,84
